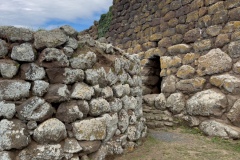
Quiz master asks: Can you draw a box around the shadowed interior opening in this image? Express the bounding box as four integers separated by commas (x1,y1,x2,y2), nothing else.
142,55,162,94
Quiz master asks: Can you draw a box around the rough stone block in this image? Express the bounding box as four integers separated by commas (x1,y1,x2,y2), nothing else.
11,43,35,62
72,117,107,141
197,48,232,76
0,80,31,100
186,89,227,117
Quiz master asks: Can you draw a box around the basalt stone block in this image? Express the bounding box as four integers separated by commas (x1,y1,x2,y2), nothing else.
176,77,206,93
0,119,31,150
33,118,67,144
0,39,8,58
20,63,45,81
16,96,54,122
0,26,33,42
0,101,15,119
18,143,64,160
0,80,31,100
70,82,94,100
167,44,191,55
0,59,19,78
34,29,67,49
72,117,107,141
187,89,227,117
32,80,49,96
197,49,232,76
184,28,201,43
210,74,240,94
229,41,240,58
11,43,35,62
44,84,70,103
46,68,84,84
70,51,97,70
38,48,69,68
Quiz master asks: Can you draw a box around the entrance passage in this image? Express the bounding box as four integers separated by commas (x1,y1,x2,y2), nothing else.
142,55,162,95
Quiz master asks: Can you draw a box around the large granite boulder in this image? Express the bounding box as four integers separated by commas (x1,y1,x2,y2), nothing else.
20,63,45,80
70,82,94,100
227,99,240,127
166,93,185,114
44,84,70,103
200,120,240,139
186,89,227,117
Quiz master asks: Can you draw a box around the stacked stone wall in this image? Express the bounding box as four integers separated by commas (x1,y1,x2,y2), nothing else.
84,0,240,138
0,26,146,160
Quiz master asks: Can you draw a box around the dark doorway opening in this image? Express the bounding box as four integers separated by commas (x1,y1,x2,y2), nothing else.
142,55,162,95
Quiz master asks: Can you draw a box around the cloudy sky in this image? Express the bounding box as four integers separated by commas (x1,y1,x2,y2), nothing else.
0,0,112,31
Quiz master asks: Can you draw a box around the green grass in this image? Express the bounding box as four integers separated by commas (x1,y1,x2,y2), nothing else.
211,137,240,152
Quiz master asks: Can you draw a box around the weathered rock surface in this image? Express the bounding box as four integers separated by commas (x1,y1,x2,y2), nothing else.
0,151,15,160
186,89,227,116
70,52,97,69
109,98,122,112
0,101,15,119
227,99,240,127
34,29,67,49
0,119,31,150
44,84,70,103
0,39,8,58
78,141,101,155
167,44,191,55
71,82,94,100
46,68,84,84
89,98,110,116
33,118,67,144
103,113,118,142
161,75,177,93
0,80,31,100
200,120,240,139
32,80,49,96
176,77,206,93
18,143,64,160
64,138,82,153
0,59,19,78
56,101,85,123
166,93,185,114
176,65,195,79
72,117,107,141
118,109,129,133
122,96,138,110
38,48,69,68
228,41,240,58
0,26,33,42
16,96,53,122
11,43,35,62
155,93,166,110
60,25,78,37
143,94,159,107
210,74,240,94
20,63,45,80
197,48,232,76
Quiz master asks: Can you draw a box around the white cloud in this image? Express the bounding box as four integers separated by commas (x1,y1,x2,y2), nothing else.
0,0,112,30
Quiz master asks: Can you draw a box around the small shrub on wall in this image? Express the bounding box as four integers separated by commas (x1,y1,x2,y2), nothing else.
98,6,112,38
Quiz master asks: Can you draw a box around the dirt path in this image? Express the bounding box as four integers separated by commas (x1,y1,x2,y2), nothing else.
111,128,240,160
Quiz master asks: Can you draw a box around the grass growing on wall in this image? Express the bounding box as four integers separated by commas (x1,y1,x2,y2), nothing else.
98,6,112,38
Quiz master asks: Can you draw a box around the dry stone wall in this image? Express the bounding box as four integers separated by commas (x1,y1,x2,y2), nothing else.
84,0,240,139
0,26,146,160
